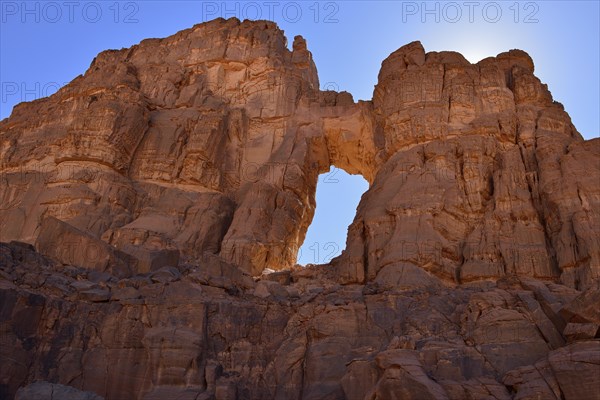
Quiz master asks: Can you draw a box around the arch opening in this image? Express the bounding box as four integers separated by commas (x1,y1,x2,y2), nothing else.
296,166,369,266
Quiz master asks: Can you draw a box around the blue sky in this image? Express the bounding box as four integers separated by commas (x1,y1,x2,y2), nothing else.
1,1,598,264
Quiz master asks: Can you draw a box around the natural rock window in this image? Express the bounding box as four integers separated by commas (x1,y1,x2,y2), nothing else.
1,16,599,400
297,167,369,266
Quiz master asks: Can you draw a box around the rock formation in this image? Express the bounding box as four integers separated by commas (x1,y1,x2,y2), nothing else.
0,17,598,400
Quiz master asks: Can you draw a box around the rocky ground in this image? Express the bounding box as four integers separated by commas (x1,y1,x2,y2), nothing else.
1,17,599,400
1,241,599,399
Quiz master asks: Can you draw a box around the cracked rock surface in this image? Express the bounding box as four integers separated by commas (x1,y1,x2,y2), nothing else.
1,18,599,400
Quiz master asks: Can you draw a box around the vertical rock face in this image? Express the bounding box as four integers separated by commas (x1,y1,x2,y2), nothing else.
0,18,599,400
338,42,599,290
1,18,379,277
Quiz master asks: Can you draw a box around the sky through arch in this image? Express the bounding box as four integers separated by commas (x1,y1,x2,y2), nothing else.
297,167,369,266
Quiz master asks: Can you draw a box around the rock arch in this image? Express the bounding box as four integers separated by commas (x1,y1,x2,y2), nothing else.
0,18,598,289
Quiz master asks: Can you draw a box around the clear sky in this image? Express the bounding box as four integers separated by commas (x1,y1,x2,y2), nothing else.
1,1,598,264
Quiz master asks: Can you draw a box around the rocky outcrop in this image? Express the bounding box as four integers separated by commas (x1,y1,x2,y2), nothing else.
1,242,598,400
2,19,597,288
504,340,600,400
0,18,379,278
339,43,599,289
15,381,104,400
0,17,599,400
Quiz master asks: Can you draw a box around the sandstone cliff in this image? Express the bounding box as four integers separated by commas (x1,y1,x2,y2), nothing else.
0,18,598,400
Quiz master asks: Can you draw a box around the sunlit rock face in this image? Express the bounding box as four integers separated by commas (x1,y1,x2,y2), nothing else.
1,17,599,400
338,42,599,290
1,18,378,277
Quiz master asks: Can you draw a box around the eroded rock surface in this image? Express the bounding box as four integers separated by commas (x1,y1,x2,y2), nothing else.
1,17,599,400
15,381,105,400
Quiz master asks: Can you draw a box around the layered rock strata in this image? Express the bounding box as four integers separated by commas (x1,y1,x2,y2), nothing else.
1,17,599,400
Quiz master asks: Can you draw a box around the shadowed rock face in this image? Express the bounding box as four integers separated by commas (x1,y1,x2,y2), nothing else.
1,17,599,400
